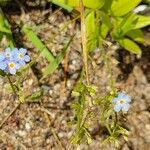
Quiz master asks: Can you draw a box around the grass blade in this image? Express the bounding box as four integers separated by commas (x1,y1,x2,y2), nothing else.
22,25,55,62
42,35,75,79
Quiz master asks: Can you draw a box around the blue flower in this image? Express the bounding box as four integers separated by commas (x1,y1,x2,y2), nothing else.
5,48,15,60
14,48,30,67
112,92,131,113
6,60,20,75
0,47,30,75
0,52,7,70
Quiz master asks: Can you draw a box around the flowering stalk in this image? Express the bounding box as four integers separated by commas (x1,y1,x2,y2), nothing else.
80,0,89,85
0,47,30,96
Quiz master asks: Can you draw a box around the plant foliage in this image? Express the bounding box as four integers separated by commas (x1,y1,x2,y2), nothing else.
51,0,150,54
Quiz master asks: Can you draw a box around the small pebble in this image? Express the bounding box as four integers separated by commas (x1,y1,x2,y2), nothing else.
18,130,26,137
25,122,31,132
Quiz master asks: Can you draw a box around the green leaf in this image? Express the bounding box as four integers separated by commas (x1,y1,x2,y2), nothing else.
100,23,109,39
51,0,105,10
27,90,43,102
22,25,55,62
111,0,142,16
126,29,144,43
133,15,150,29
83,0,105,9
99,12,112,39
117,38,142,54
0,12,11,33
113,13,138,38
102,0,113,12
50,0,73,12
0,9,15,47
85,11,99,51
42,35,74,78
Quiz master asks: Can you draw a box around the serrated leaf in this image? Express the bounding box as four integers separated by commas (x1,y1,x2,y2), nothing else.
111,0,142,16
118,38,142,54
126,29,144,43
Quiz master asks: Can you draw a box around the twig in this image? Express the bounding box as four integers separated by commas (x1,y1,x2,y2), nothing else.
0,103,20,129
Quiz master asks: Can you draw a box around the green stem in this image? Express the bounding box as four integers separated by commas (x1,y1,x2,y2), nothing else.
7,75,17,95
80,0,89,85
114,112,118,128
105,123,112,135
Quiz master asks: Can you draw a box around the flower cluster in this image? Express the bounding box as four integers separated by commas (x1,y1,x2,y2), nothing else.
0,48,30,75
112,92,131,113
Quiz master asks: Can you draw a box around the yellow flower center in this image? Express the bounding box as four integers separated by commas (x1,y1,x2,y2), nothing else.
119,99,125,104
19,54,23,59
9,62,15,68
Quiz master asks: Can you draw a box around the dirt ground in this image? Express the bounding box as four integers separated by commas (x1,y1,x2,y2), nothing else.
0,2,150,150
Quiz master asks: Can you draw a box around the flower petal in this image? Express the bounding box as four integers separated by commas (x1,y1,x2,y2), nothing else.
0,53,5,61
124,95,131,103
19,61,26,67
0,62,7,70
5,47,11,53
114,104,122,112
24,55,30,62
9,68,17,74
122,103,130,112
118,92,126,99
19,48,27,54
112,98,119,104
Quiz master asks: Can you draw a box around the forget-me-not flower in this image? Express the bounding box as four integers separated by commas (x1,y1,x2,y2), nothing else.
7,60,20,75
0,47,30,75
14,48,30,67
112,92,131,113
5,48,15,60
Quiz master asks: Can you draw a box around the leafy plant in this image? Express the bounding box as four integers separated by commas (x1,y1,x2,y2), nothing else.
49,0,150,146
51,0,150,54
0,0,149,148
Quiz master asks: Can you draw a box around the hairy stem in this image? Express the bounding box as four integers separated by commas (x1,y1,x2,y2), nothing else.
80,0,89,85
